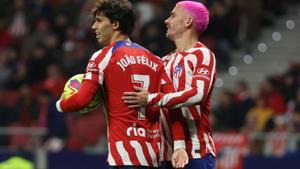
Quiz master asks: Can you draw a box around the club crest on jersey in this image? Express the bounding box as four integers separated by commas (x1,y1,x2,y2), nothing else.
174,65,184,78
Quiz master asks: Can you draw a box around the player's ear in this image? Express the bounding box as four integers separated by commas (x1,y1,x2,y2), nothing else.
184,16,193,29
112,20,120,30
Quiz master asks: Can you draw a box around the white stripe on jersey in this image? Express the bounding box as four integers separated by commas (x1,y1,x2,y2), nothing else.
130,141,149,166
157,142,160,152
204,133,216,157
159,137,164,161
85,72,92,80
184,54,197,88
199,47,211,66
196,104,201,117
98,47,113,85
147,93,158,104
181,107,201,158
108,143,116,166
146,142,158,167
90,49,103,61
208,133,216,155
116,141,132,165
163,53,175,78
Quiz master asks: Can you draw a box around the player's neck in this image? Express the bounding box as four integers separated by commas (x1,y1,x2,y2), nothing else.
110,32,129,44
174,31,198,52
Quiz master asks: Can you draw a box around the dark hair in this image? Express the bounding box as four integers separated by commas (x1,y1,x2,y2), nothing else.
92,0,136,36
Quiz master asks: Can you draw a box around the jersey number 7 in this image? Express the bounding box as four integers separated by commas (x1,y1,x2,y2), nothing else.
131,74,150,120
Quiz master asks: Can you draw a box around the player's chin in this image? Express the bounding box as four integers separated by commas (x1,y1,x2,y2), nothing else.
97,39,105,46
165,32,172,40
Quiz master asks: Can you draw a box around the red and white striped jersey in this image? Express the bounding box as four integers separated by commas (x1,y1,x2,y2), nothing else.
150,42,217,161
83,41,168,167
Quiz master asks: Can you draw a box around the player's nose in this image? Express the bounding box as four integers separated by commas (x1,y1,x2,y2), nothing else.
164,17,172,27
92,22,97,30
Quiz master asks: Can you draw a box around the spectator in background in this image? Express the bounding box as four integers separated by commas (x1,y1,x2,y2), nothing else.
27,44,52,84
206,0,232,71
0,49,14,88
291,88,300,132
0,88,15,145
214,90,240,131
237,0,262,44
41,90,68,152
11,84,39,126
234,80,255,128
243,97,273,132
43,64,66,99
259,78,286,114
9,0,28,42
0,14,13,49
280,71,298,104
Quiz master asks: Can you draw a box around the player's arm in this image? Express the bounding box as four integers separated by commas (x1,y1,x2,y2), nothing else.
56,80,100,112
124,64,214,109
160,71,186,143
56,47,111,113
148,65,212,109
161,72,188,167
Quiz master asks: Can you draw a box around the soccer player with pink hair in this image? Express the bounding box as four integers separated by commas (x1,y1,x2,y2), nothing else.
123,1,216,169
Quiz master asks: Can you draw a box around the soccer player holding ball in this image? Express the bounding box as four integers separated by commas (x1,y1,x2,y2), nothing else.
56,0,178,168
123,1,217,169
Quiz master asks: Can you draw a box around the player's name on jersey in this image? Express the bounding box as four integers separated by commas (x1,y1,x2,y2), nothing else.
116,55,158,72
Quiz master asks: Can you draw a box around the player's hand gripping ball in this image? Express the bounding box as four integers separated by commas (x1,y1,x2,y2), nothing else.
63,74,101,113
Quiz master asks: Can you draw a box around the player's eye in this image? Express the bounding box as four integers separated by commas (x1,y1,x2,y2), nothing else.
95,17,102,23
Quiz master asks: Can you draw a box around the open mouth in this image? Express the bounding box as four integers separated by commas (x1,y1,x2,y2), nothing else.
95,32,101,39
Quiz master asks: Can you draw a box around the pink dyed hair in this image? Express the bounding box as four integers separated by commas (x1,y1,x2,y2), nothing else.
177,1,209,34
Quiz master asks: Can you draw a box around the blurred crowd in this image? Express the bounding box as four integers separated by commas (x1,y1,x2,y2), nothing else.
0,0,299,154
212,63,300,156
213,63,300,133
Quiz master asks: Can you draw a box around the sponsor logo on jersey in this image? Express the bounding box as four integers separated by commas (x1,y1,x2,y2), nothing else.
197,68,210,75
126,126,146,137
195,68,211,81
